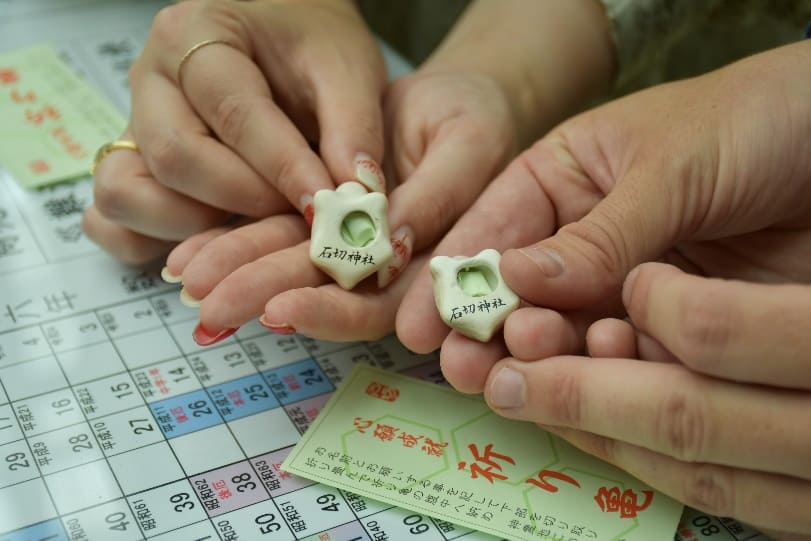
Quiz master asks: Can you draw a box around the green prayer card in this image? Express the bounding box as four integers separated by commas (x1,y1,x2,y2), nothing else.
284,364,683,541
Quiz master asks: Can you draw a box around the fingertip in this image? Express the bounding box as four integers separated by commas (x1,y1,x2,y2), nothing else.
585,318,637,358
395,271,448,354
353,152,387,193
161,266,182,284
503,307,579,361
395,310,447,354
165,228,224,281
622,262,681,325
440,331,508,394
621,266,641,308
263,287,320,337
180,239,241,301
500,247,557,306
264,282,395,343
197,268,273,333
483,357,526,413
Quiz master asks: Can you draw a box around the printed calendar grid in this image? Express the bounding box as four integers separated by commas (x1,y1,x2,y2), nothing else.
0,286,501,541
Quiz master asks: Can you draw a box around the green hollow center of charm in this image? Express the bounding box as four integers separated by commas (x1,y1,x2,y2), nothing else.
457,266,497,297
341,211,376,247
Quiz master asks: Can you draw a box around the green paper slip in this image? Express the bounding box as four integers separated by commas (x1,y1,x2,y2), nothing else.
283,364,683,541
0,45,126,188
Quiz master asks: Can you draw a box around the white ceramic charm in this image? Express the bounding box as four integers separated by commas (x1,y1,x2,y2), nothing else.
430,249,520,342
309,181,393,289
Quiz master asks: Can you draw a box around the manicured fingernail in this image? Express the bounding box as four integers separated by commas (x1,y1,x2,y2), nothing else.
259,314,296,335
622,266,640,308
179,287,201,308
161,266,182,284
378,225,414,288
300,194,315,227
192,323,237,346
489,367,525,409
519,247,564,278
354,152,386,193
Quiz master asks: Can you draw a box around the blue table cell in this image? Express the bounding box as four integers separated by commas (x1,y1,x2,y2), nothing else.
149,389,222,438
207,373,280,421
262,359,333,405
2,518,67,541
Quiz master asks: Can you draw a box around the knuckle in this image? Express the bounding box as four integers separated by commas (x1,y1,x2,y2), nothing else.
676,289,733,370
556,216,631,286
586,432,617,464
682,464,735,517
346,109,381,147
656,386,708,462
92,176,131,221
197,0,244,37
463,123,515,177
411,192,458,241
251,188,287,216
117,242,159,266
150,4,189,47
143,129,186,187
127,57,142,86
547,370,583,426
273,150,315,199
214,93,255,148
80,208,100,242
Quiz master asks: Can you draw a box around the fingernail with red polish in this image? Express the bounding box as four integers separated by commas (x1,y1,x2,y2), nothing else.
259,314,296,335
300,194,315,227
192,323,238,346
378,225,414,288
354,152,386,193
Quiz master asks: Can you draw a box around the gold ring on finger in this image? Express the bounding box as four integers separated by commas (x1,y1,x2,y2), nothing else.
91,140,139,175
176,39,235,90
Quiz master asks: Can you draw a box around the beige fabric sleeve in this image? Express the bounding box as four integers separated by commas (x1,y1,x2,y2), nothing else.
601,0,811,92
600,0,722,88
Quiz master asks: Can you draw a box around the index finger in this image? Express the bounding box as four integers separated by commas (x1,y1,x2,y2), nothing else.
624,262,811,389
147,2,336,216
484,356,811,480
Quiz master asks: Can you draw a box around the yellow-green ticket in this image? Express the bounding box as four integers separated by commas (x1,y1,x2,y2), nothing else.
0,45,126,188
284,364,683,541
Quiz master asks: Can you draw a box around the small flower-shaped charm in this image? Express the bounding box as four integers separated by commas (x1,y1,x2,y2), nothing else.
430,249,520,342
309,181,393,289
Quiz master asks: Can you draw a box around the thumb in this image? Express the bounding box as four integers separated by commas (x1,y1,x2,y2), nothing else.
501,167,677,309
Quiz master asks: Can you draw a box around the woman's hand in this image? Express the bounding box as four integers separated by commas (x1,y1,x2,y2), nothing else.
83,0,387,263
